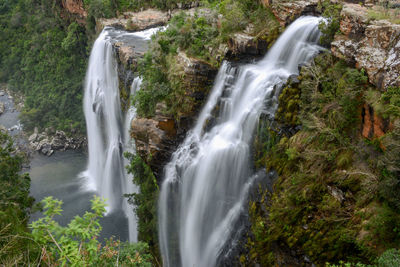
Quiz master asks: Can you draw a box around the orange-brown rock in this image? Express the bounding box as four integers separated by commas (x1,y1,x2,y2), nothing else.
131,110,177,178
61,0,87,20
361,103,392,139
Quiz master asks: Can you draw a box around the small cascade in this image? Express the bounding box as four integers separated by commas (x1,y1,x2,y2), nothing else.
158,16,323,267
122,77,142,243
81,28,146,242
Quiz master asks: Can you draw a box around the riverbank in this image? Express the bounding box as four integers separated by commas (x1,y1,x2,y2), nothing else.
0,84,87,157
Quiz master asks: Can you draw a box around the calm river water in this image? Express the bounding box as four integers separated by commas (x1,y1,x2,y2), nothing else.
0,90,129,242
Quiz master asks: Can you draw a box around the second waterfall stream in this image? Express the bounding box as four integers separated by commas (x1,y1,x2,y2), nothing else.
159,16,324,267
81,27,148,243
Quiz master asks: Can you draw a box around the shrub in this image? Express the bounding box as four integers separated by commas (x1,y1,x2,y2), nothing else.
125,153,159,260
319,0,342,47
0,130,36,265
30,196,153,266
377,249,400,267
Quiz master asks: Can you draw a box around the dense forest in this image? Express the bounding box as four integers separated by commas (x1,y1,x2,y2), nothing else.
1,0,400,266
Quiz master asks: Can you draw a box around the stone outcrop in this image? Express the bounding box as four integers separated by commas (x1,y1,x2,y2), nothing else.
96,9,169,33
264,0,320,27
0,102,4,115
114,42,142,69
176,52,218,102
131,104,177,177
29,129,86,156
331,3,400,89
227,33,269,57
131,53,217,178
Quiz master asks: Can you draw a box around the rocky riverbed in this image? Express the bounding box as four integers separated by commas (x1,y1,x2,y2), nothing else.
0,85,86,156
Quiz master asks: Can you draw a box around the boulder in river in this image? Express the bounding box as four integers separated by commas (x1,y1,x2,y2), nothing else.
30,129,86,156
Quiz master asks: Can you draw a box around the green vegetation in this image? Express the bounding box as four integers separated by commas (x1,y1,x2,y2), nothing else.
0,141,154,266
30,196,153,266
134,0,279,119
84,0,117,19
133,12,218,118
246,52,400,266
318,0,343,47
0,0,89,133
0,129,35,265
125,153,160,262
367,6,400,25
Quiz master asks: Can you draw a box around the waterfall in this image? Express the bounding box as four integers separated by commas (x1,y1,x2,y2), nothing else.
122,77,142,242
158,16,323,267
81,28,143,242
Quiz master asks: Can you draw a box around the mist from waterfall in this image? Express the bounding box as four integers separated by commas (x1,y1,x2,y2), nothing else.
81,29,143,242
158,16,323,267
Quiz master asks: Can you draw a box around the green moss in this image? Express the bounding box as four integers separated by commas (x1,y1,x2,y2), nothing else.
276,82,301,126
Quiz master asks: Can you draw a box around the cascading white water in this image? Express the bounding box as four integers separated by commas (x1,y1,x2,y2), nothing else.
122,77,142,243
158,16,323,267
82,29,124,213
81,28,147,242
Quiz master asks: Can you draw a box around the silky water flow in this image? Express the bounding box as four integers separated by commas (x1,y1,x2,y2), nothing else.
158,16,324,267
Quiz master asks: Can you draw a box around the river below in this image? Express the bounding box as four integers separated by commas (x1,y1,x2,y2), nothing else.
0,89,129,242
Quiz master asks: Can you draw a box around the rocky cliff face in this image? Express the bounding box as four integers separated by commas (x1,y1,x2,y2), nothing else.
263,0,320,26
331,3,400,89
131,106,177,177
131,53,217,178
361,103,393,139
330,3,399,141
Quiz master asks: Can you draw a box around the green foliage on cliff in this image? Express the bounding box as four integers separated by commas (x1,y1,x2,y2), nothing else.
84,0,117,23
30,196,153,266
247,53,400,266
0,0,88,133
318,0,342,46
125,153,160,262
134,12,218,118
134,0,278,119
0,130,35,265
